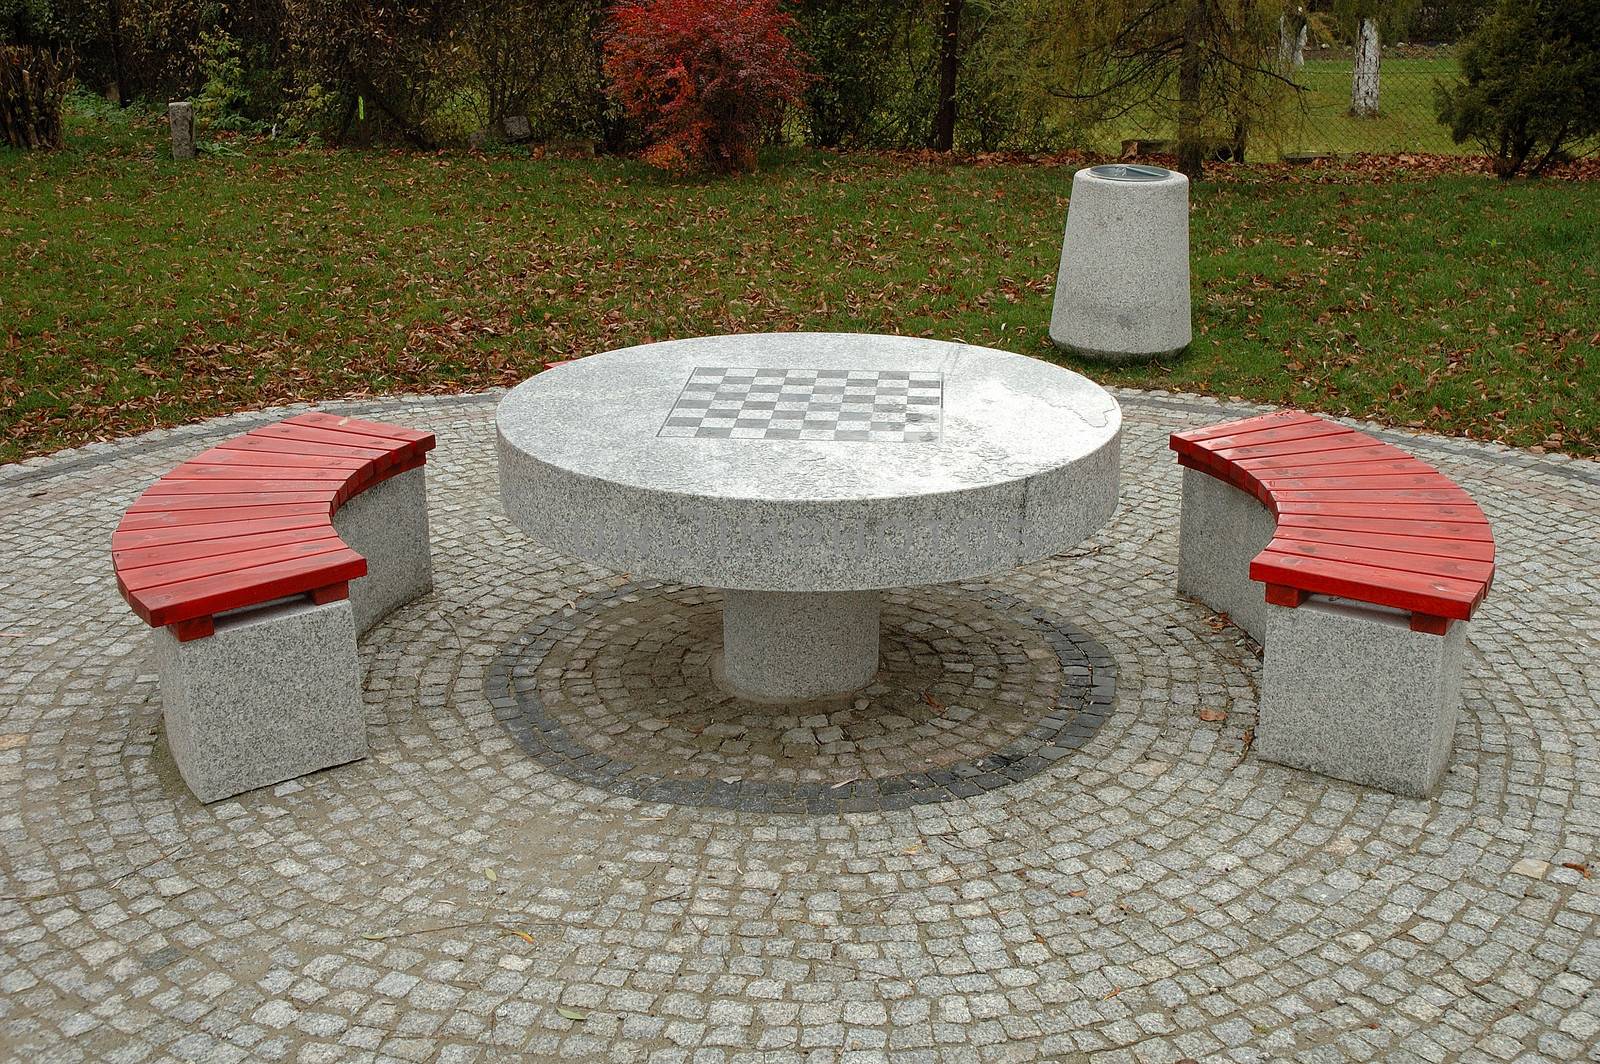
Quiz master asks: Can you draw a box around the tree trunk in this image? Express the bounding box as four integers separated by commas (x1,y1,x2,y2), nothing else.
1294,22,1307,68
1351,17,1380,117
929,0,962,151
1176,0,1206,179
1279,12,1307,70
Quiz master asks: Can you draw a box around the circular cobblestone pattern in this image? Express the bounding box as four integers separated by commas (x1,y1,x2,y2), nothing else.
1,390,1598,1064
490,583,1114,812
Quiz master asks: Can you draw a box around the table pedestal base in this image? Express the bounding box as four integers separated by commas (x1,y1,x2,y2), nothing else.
717,589,881,703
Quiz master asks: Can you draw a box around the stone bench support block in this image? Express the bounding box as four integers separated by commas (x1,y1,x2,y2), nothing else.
1176,466,1276,642
155,598,366,803
718,589,880,703
1257,597,1466,798
331,466,433,636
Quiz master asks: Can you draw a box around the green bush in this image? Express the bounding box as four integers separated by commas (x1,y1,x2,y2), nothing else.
1435,0,1600,176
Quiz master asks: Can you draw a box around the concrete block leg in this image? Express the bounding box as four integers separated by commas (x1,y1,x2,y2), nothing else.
332,466,433,636
717,589,880,703
155,599,367,803
1176,466,1276,642
1256,597,1466,798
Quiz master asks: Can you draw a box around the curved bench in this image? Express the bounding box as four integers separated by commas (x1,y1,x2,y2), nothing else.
113,412,436,802
1170,410,1495,797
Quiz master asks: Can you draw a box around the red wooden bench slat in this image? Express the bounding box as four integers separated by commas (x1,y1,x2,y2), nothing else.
1253,473,1460,492
1274,512,1494,543
1171,410,1322,444
114,526,344,571
1262,536,1495,583
1273,500,1489,522
218,434,395,462
119,537,354,593
113,512,337,550
1266,487,1477,505
116,502,334,532
1249,549,1484,620
284,411,436,448
1179,420,1358,455
190,446,370,471
1232,444,1414,471
249,421,422,460
145,477,348,496
1172,410,1494,630
129,548,369,628
1241,458,1439,480
1207,435,1380,462
163,463,359,483
128,490,338,514
1268,524,1496,562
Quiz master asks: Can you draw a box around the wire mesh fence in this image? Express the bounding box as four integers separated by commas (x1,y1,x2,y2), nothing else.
1277,43,1463,158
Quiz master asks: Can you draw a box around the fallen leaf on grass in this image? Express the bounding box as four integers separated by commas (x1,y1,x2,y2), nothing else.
1198,708,1228,723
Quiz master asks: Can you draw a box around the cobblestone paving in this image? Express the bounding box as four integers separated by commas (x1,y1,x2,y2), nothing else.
1,389,1597,1064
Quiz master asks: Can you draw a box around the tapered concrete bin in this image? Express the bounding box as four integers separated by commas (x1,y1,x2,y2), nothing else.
1050,164,1192,362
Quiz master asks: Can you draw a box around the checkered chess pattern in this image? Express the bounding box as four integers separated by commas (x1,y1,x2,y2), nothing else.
658,367,944,442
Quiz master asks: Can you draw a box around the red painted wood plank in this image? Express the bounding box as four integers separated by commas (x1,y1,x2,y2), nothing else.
1233,444,1412,471
114,527,343,572
1171,410,1320,445
1263,536,1494,584
1238,457,1437,479
1268,524,1495,562
249,421,419,460
1249,549,1484,619
112,511,336,550
1274,500,1490,523
1253,473,1458,492
1274,512,1494,542
127,548,368,627
1207,434,1381,462
116,502,334,532
190,446,370,472
1183,419,1358,454
163,462,360,483
221,434,394,462
128,490,337,515
144,477,347,496
1267,487,1477,505
285,411,435,448
118,538,356,594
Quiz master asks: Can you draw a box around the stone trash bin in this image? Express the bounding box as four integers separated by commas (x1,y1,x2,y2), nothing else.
1049,163,1192,362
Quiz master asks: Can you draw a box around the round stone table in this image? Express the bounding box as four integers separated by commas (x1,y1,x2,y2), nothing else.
497,333,1122,702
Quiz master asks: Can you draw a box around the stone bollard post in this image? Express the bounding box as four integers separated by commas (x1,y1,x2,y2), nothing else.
168,101,195,160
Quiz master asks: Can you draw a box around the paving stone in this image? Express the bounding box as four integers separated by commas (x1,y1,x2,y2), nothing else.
0,390,1594,1063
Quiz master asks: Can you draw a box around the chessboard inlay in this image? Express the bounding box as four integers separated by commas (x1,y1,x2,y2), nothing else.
658,367,943,442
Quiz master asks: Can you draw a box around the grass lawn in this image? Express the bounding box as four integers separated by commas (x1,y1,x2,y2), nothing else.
3,106,1597,461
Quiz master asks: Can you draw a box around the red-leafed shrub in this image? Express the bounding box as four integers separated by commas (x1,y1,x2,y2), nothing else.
602,0,811,173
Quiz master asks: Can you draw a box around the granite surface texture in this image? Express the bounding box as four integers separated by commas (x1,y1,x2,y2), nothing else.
1,388,1596,1063
152,598,366,803
717,589,882,703
1175,466,1277,642
332,466,435,637
1050,165,1192,361
497,334,1122,591
1258,598,1467,798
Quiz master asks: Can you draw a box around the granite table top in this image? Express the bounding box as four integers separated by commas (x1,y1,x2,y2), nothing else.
496,332,1123,591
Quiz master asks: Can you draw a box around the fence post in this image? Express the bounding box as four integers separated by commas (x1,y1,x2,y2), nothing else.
168,101,195,160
